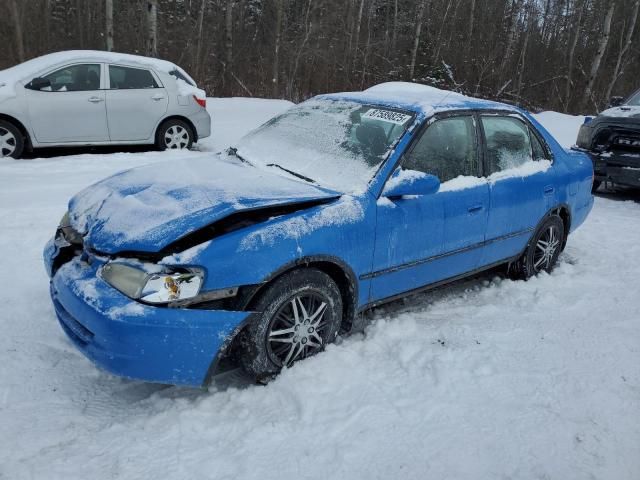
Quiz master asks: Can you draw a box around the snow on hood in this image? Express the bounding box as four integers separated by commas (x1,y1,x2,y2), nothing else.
68,154,341,254
0,50,203,98
599,105,640,119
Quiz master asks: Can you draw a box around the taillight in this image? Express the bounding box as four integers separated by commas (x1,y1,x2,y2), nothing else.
193,96,206,108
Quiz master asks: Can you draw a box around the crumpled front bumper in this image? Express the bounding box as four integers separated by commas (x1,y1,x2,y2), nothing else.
45,250,250,387
583,149,640,188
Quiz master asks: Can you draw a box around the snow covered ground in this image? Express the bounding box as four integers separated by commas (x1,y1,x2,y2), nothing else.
0,99,638,479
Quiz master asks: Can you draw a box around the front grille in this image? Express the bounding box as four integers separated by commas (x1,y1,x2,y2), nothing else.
53,297,94,346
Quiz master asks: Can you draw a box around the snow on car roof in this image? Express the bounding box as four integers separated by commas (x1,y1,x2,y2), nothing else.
322,81,518,117
0,50,200,97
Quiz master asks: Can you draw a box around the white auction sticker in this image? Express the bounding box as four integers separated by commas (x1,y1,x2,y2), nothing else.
362,109,412,125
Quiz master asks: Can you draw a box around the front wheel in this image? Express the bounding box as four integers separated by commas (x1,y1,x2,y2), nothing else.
509,215,565,280
156,119,194,150
239,268,343,382
0,120,25,159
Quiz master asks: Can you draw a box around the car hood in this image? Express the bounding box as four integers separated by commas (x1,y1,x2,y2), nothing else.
68,154,341,254
598,105,640,119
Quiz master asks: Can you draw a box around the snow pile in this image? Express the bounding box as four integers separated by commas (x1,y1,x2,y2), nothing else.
439,174,487,192
532,111,585,148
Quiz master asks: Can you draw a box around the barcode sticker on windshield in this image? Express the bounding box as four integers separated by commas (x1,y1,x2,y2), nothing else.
362,109,412,125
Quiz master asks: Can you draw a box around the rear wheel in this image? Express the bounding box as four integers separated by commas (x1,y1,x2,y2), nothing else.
0,120,24,159
509,215,565,280
239,268,343,382
156,119,193,151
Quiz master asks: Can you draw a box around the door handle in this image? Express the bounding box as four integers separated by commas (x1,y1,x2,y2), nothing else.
151,94,165,101
88,96,104,103
544,185,555,195
468,204,484,213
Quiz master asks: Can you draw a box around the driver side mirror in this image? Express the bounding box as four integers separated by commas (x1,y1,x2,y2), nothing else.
608,96,624,108
383,169,440,199
26,77,51,91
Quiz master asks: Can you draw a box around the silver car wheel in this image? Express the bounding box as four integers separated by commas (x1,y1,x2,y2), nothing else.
533,225,561,271
0,127,17,157
164,125,190,149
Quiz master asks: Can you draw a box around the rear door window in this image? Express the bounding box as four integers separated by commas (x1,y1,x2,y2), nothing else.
109,65,159,89
402,115,479,182
481,116,534,174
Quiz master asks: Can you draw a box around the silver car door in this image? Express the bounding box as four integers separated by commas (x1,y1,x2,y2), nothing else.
105,64,169,142
24,63,109,143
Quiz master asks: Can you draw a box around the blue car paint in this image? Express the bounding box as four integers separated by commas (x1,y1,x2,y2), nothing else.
44,90,594,386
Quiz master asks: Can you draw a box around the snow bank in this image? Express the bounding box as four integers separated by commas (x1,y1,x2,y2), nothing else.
532,111,585,148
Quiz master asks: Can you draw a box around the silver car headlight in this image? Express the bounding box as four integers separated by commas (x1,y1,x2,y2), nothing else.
101,262,203,304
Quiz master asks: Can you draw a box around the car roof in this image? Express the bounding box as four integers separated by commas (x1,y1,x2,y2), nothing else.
319,82,521,117
0,50,194,86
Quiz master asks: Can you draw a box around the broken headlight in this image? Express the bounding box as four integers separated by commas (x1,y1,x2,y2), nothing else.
59,211,83,246
101,262,203,305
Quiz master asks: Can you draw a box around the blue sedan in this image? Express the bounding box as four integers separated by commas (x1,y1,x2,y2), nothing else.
44,82,594,386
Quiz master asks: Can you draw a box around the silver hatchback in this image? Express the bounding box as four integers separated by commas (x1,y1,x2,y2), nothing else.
0,50,211,159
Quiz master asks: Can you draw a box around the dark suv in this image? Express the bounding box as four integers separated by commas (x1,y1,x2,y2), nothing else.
575,88,640,191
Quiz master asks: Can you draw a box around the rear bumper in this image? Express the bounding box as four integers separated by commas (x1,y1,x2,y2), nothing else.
48,256,250,386
191,108,211,141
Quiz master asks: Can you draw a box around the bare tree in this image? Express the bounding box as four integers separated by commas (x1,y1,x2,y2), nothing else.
581,1,616,111
605,0,640,101
272,0,284,97
564,0,585,110
105,0,114,51
409,0,428,80
8,0,25,62
146,0,158,57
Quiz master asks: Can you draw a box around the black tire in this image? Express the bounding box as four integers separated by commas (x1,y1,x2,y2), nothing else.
0,120,25,159
592,180,602,193
155,119,194,151
239,268,343,382
509,215,565,280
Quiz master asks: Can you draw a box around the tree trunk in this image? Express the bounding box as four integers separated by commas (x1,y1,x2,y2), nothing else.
391,0,398,52
564,0,584,110
272,0,283,98
581,1,616,112
468,0,476,39
193,0,207,78
105,0,114,52
146,0,158,57
350,0,365,81
224,0,234,91
500,0,521,78
409,0,428,80
604,0,639,101
9,0,25,62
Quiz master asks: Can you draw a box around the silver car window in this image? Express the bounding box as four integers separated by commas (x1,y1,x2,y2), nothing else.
109,65,159,90
40,64,101,92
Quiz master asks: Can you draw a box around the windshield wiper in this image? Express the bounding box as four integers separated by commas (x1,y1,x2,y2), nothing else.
227,147,253,166
266,163,316,184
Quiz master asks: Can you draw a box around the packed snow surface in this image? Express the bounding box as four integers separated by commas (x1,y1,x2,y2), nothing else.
0,98,638,479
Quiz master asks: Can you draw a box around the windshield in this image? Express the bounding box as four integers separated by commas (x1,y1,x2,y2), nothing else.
626,90,640,106
235,99,414,192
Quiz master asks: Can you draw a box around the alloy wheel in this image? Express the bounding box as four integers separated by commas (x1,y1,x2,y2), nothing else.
533,225,561,272
267,292,330,367
164,125,190,149
0,127,17,157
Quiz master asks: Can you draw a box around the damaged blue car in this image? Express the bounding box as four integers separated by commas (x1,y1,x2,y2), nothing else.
44,82,594,386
